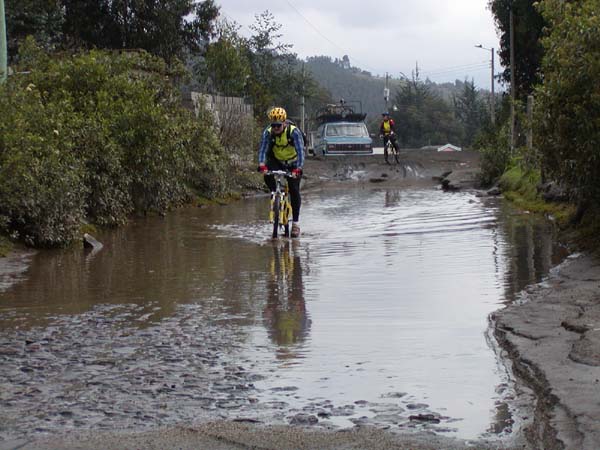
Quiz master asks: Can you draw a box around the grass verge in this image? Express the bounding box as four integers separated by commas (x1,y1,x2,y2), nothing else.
499,166,575,227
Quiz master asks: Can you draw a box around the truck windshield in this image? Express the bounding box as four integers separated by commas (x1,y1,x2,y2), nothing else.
325,123,368,137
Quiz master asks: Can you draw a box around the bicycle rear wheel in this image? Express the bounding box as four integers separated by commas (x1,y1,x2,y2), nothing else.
393,147,400,164
272,195,280,238
282,198,292,238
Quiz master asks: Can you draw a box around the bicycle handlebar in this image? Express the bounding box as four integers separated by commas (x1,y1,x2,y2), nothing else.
266,170,296,178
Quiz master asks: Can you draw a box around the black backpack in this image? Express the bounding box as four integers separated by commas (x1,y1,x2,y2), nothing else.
270,120,308,148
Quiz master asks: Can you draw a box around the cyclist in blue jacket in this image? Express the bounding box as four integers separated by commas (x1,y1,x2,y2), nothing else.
258,107,304,238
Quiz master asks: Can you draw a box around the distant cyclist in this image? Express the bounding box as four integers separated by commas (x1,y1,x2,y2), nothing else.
257,107,304,238
380,111,399,163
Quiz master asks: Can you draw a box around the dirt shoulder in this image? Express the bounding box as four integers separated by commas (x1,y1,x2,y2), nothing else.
493,253,600,450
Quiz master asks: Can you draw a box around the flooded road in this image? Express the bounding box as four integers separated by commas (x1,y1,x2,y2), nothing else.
0,187,566,443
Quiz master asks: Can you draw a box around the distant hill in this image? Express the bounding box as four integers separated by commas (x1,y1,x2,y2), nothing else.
304,56,484,127
305,56,392,124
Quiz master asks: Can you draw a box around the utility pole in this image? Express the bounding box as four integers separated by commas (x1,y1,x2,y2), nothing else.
1,0,7,83
510,7,516,151
490,47,495,125
300,63,305,133
384,72,390,111
526,95,534,150
475,45,496,125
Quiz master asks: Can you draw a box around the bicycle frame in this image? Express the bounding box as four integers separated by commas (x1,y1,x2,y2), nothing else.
383,134,400,165
266,170,293,238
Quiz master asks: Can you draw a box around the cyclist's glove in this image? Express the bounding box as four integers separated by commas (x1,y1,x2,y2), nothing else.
258,163,267,173
291,168,302,178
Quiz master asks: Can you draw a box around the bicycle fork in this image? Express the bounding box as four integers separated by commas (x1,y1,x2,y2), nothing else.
269,191,292,237
270,194,292,224
269,192,277,223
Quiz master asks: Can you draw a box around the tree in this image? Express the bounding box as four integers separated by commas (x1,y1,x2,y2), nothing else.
534,0,600,205
201,18,250,96
392,68,462,147
489,0,545,98
10,0,220,64
245,10,296,117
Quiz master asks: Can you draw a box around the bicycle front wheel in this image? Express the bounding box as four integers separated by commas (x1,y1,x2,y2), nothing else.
272,195,280,238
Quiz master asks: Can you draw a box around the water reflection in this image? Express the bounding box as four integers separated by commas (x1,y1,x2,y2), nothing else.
262,241,311,354
384,189,402,208
493,201,568,303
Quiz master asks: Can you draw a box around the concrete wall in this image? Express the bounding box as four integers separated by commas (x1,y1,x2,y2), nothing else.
189,92,256,166
190,92,253,126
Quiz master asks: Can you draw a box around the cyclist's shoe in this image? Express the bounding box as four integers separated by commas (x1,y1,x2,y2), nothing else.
291,223,301,238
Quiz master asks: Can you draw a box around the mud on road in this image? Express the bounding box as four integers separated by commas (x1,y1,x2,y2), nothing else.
300,148,481,191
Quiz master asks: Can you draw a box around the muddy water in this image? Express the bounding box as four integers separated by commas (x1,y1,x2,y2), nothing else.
0,187,566,442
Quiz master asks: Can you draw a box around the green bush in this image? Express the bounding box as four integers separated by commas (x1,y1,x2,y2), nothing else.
0,39,228,247
0,82,87,246
476,120,513,187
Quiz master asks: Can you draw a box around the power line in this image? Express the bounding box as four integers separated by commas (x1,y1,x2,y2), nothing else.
422,60,490,73
422,64,490,78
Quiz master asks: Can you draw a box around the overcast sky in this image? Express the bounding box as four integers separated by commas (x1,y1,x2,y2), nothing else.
215,0,501,90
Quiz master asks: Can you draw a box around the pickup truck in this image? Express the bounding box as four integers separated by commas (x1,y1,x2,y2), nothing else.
310,102,373,156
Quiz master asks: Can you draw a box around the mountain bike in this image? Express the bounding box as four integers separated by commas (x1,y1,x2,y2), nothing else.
383,133,400,165
267,170,294,238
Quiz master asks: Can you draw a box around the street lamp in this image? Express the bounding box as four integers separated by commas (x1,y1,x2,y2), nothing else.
475,44,495,125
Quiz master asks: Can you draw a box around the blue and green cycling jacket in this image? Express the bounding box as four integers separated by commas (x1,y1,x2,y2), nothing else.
258,125,304,168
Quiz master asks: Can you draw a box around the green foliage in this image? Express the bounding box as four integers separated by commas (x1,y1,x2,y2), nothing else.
244,11,298,117
474,94,514,186
202,20,251,97
0,40,227,247
534,0,600,204
0,80,87,246
478,147,512,187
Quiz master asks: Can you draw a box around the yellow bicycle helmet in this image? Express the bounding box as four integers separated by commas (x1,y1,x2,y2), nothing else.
268,107,287,123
